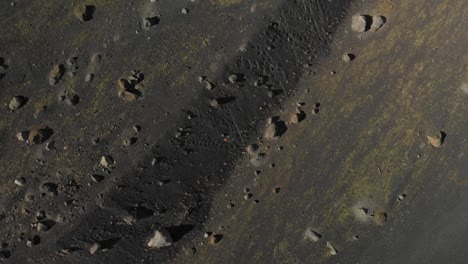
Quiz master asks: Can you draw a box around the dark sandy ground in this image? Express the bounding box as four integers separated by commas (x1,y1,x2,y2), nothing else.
0,0,467,263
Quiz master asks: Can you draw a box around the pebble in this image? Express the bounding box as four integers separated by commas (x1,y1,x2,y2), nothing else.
41,182,58,194
85,73,94,82
37,222,49,232
100,155,114,169
397,193,406,201
9,96,28,110
208,233,223,245
14,177,26,186
182,8,189,14
89,242,101,254
371,16,386,31
91,174,104,183
304,229,321,242
342,53,355,62
326,241,338,255
46,141,55,151
264,121,286,139
427,131,446,148
49,64,64,86
351,15,370,32
147,229,173,248
74,4,95,22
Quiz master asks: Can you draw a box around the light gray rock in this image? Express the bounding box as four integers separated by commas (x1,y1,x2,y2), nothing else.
147,229,173,248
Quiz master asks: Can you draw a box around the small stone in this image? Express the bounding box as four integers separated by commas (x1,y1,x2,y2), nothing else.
133,125,141,133
373,211,387,226
427,131,446,148
264,121,286,139
89,243,100,254
41,182,58,194
17,128,54,144
181,8,189,14
143,16,159,28
91,174,104,183
204,80,215,90
37,222,49,232
14,177,26,186
46,141,55,151
9,96,28,110
246,144,259,155
352,235,360,240
397,193,406,201
85,73,94,82
371,16,386,31
326,241,338,255
49,65,64,86
244,194,252,200
290,111,305,124
351,15,370,32
100,155,114,169
184,246,196,255
228,74,239,83
147,230,173,248
208,233,223,245
74,4,95,22
304,229,321,242
342,53,355,62
122,137,137,146
273,187,281,194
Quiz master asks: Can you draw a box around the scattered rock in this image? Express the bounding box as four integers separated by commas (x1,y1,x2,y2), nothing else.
342,53,355,62
290,111,306,124
228,74,239,83
122,137,137,146
264,121,287,139
208,233,223,245
85,73,94,82
14,177,26,186
46,141,55,151
91,174,104,183
9,96,28,110
143,16,160,28
246,144,259,155
371,16,386,31
74,4,95,22
304,229,321,242
100,155,114,169
273,187,281,194
210,97,235,107
37,222,49,232
203,80,215,90
41,182,58,194
133,125,141,133
16,127,54,144
352,15,372,32
427,131,446,148
351,14,385,32
147,229,173,248
373,211,387,226
89,242,100,254
397,193,406,201
117,72,144,102
326,241,338,255
49,64,64,86
181,8,189,14
60,91,80,106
